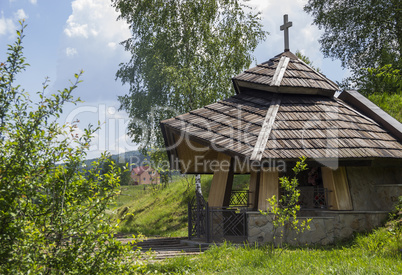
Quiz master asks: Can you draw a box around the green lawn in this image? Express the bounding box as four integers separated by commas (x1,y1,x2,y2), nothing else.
111,175,204,237
143,242,401,274
142,220,402,274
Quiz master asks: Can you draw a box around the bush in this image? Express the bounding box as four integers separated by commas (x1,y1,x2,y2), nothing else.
0,22,140,274
353,196,402,257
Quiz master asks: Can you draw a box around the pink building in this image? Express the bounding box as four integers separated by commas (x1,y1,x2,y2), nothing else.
130,166,160,185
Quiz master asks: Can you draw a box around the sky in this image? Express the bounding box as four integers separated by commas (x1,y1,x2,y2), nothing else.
0,0,350,160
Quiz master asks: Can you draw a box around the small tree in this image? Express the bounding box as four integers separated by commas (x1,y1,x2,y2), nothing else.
0,22,141,274
261,157,311,246
101,156,132,185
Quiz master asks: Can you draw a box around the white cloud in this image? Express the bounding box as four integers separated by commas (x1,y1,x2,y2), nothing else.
64,0,130,42
56,0,131,105
239,1,344,84
29,0,37,5
0,13,16,36
14,9,28,20
66,47,78,57
64,21,88,38
107,42,116,50
247,0,323,65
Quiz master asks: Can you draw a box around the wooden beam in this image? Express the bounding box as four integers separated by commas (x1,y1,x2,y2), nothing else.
249,170,260,209
222,158,235,207
250,97,281,161
271,56,290,86
338,90,402,142
258,170,279,211
208,153,233,207
322,167,353,210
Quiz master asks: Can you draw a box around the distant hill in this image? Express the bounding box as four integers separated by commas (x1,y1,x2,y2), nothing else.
84,150,146,168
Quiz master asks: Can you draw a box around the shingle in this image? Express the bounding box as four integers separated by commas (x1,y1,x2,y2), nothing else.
161,91,402,160
233,51,339,95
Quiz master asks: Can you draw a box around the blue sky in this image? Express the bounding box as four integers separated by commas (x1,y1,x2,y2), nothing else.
0,0,349,159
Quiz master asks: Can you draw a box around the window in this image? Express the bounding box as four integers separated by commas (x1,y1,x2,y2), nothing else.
279,167,329,209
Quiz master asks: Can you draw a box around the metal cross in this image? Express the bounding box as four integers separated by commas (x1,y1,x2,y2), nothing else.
280,14,292,52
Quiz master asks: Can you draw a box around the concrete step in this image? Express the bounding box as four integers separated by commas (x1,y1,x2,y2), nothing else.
133,237,210,260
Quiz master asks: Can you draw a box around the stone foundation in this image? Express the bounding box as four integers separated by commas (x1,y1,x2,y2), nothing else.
247,211,389,245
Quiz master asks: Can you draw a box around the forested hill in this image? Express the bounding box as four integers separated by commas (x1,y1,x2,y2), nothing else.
83,150,146,168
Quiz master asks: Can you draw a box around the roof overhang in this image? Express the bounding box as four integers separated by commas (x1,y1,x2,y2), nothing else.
160,90,402,174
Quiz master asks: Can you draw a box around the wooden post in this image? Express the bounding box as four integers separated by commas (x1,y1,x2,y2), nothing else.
258,169,279,211
322,167,353,210
248,170,260,209
222,158,234,207
208,153,233,207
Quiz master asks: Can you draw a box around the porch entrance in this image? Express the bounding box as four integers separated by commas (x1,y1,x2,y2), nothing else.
188,191,249,243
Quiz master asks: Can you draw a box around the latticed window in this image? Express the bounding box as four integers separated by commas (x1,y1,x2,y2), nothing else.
228,191,250,207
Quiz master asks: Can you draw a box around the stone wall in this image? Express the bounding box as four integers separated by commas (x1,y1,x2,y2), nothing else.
346,167,402,211
247,211,388,245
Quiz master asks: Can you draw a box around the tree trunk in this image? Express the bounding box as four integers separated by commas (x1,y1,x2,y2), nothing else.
195,174,202,196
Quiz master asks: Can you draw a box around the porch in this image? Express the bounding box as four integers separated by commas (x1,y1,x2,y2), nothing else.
188,187,333,243
188,189,389,245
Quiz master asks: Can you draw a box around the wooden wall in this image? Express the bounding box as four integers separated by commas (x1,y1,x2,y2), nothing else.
258,170,279,211
322,167,353,210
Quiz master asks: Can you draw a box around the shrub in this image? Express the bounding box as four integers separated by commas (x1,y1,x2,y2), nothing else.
0,22,140,274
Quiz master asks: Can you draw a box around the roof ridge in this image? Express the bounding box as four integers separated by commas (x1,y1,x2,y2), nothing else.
232,51,338,97
271,56,290,86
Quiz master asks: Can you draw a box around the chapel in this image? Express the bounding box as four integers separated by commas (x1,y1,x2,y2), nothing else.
160,15,402,244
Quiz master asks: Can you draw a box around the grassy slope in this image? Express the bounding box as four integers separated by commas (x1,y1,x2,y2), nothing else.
112,177,194,237
368,92,402,122
112,174,249,237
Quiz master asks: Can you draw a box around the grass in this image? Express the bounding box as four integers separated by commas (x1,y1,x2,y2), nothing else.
368,92,402,122
140,197,402,274
143,221,402,274
111,177,192,237
143,242,401,274
113,176,401,274
111,174,250,237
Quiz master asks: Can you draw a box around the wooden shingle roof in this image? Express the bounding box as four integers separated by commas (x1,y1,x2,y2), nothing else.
160,51,402,173
161,88,402,166
232,51,339,97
